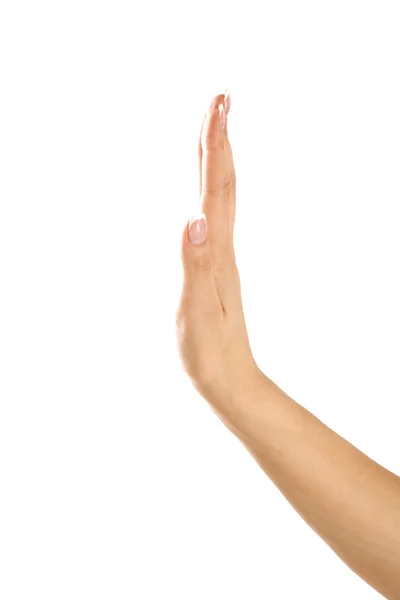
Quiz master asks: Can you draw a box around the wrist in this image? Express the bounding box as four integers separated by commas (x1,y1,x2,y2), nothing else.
202,361,268,434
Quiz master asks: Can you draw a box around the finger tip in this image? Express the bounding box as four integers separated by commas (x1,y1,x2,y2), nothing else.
208,93,225,112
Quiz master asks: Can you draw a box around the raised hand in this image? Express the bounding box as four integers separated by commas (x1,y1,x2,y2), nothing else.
176,93,261,417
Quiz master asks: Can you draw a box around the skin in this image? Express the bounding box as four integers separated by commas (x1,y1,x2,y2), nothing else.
175,93,400,599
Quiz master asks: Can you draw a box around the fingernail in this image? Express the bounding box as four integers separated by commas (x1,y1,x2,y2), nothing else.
218,103,226,130
224,90,231,116
188,214,207,246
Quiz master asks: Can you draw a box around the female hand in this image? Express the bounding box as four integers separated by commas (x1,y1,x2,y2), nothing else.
176,93,261,417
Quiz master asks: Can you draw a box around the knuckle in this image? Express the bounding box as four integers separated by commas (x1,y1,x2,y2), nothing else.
202,177,235,201
220,172,236,200
203,132,225,151
193,254,212,275
221,181,233,201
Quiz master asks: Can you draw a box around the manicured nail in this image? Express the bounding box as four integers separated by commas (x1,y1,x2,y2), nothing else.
188,214,208,246
224,90,231,116
218,103,226,130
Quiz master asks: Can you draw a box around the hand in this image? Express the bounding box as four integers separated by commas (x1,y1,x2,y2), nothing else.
176,93,260,414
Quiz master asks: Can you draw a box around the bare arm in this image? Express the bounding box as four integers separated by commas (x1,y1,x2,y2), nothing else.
223,372,400,599
176,91,400,599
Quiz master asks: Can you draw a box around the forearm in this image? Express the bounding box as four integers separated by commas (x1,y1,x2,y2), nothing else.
219,371,400,599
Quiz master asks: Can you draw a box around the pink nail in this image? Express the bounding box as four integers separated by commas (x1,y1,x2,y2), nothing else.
188,214,208,246
224,90,231,116
218,103,226,130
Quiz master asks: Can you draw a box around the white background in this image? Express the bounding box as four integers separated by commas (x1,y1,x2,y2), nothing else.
1,1,399,598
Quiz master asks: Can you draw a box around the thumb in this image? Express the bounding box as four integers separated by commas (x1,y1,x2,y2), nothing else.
180,213,218,309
